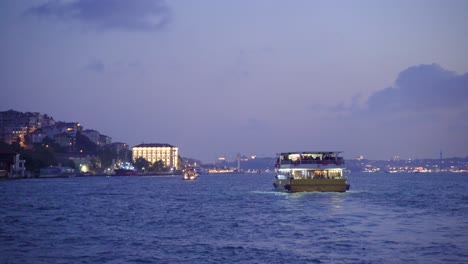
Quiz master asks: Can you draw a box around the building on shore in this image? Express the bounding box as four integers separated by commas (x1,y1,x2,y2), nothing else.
0,110,55,147
132,143,179,169
0,147,26,178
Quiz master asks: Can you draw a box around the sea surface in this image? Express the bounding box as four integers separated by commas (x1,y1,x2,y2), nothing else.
1,173,467,263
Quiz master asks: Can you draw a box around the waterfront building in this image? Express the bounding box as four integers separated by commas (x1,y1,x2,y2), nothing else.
0,110,55,130
53,132,74,148
30,129,47,144
0,110,55,146
132,143,179,169
81,129,100,145
41,125,62,139
54,122,82,136
109,142,130,162
73,129,112,146
40,122,81,140
56,153,91,171
98,134,112,146
110,142,129,154
0,147,26,178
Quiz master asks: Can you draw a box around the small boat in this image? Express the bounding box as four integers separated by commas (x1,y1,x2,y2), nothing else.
114,162,138,176
273,151,350,192
114,168,138,176
39,166,76,178
183,167,198,180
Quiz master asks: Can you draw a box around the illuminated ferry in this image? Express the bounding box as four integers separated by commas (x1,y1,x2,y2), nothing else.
183,167,199,180
114,162,138,176
273,151,350,192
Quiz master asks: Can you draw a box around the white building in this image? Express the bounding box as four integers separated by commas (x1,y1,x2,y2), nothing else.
132,143,179,169
81,129,100,144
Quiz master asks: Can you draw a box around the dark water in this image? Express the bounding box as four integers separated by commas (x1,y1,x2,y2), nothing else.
1,173,467,263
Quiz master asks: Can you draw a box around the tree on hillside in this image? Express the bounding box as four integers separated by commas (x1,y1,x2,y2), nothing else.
39,136,66,152
118,149,132,162
97,146,117,169
151,160,165,172
133,157,150,172
88,156,101,172
12,142,58,172
177,156,184,170
75,132,98,153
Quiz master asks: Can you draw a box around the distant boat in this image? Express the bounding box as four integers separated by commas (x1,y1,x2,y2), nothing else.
114,162,138,176
114,168,138,176
273,151,350,192
39,166,76,178
183,167,198,180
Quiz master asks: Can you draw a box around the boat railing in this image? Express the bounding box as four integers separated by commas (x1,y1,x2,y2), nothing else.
278,159,345,166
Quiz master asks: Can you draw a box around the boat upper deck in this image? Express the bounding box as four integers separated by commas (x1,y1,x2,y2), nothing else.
276,151,345,169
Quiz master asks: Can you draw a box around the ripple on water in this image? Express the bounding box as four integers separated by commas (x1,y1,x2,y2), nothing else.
0,173,467,263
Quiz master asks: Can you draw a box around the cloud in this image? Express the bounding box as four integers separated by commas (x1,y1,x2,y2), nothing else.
303,63,468,159
346,63,468,158
25,0,171,31
366,64,467,113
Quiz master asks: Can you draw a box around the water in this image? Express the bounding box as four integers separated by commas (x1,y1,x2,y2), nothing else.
1,173,467,263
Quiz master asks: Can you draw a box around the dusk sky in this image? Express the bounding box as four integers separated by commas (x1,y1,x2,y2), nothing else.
1,0,467,162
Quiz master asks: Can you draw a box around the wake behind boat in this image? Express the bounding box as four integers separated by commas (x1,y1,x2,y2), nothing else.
273,151,350,192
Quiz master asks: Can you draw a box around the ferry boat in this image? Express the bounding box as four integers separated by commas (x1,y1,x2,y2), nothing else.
183,167,199,180
273,151,350,192
114,162,138,176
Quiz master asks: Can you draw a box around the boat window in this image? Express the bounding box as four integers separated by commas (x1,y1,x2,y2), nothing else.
329,170,342,178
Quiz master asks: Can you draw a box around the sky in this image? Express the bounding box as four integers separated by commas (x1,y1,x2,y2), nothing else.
1,0,467,162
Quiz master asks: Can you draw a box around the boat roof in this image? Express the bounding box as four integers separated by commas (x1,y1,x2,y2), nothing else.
279,151,343,155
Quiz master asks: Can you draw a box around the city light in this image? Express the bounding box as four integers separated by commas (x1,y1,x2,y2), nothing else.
80,164,89,173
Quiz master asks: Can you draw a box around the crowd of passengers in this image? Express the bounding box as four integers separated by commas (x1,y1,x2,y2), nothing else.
279,155,343,165
277,172,341,179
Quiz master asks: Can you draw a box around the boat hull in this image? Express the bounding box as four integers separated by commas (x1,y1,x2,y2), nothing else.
274,178,350,192
114,169,138,176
